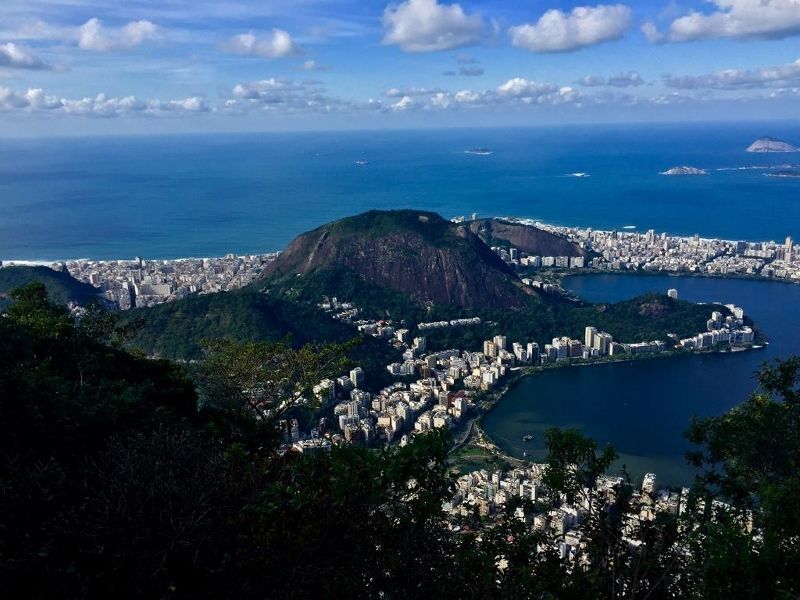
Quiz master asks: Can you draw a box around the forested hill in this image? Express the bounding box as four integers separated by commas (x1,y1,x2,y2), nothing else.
0,265,98,308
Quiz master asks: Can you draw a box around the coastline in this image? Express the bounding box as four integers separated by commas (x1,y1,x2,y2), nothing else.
561,268,800,288
462,341,766,470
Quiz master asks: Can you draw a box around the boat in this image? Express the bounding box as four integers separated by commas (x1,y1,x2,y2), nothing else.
355,160,369,165
567,172,590,178
464,148,492,156
522,434,534,442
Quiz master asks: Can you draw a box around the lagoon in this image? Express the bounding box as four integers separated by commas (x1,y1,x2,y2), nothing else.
482,274,800,486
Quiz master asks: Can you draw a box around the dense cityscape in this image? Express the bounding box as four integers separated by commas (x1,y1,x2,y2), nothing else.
3,217,798,312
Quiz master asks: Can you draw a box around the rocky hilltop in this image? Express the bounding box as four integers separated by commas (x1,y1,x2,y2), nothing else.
660,166,708,176
260,210,537,309
468,218,584,257
746,137,798,153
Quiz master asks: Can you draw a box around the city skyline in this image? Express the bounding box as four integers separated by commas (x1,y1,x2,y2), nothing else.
1,0,800,136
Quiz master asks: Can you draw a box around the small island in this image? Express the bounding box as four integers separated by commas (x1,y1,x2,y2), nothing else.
746,137,798,153
765,171,800,179
660,166,708,176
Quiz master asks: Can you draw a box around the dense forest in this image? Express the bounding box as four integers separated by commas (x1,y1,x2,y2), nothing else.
1,283,798,598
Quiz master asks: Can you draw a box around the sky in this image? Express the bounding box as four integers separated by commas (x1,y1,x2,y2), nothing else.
1,0,799,135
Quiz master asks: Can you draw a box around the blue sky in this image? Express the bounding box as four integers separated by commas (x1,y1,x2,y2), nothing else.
1,0,799,135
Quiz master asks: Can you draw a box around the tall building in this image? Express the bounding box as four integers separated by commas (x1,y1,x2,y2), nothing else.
493,335,507,351
526,342,540,363
350,367,365,388
584,326,597,348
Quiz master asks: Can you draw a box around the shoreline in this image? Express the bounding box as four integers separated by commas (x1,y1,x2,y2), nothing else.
462,342,766,469
561,268,800,287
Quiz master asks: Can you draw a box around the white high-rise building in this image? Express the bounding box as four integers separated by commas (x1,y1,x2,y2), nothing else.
584,326,597,349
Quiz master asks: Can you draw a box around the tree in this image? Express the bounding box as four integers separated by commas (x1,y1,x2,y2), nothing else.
197,337,355,421
684,357,800,598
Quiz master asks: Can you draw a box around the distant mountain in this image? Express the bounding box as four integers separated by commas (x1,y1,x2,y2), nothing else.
260,210,537,310
746,137,798,153
0,266,99,308
468,218,584,257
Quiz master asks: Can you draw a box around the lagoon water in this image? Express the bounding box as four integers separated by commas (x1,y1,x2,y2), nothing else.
2,122,800,260
482,274,800,486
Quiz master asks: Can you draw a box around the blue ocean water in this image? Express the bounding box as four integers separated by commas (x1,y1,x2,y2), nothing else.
2,121,800,260
483,274,800,486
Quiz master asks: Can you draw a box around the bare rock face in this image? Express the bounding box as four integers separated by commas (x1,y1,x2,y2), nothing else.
468,219,584,258
261,210,540,309
746,137,798,153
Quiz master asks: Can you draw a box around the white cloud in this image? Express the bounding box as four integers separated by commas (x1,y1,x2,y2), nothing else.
578,75,606,87
390,95,414,111
641,22,664,43
497,77,557,98
78,18,159,52
384,86,444,97
382,0,485,53
509,4,632,52
299,60,330,72
0,42,50,70
664,58,800,89
229,78,382,114
220,29,301,58
0,86,208,117
579,71,644,87
645,0,800,43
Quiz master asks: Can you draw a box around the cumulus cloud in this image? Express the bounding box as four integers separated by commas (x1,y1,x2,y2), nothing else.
494,78,582,105
664,58,800,89
0,42,50,70
384,86,445,97
382,0,485,53
509,4,632,52
578,71,644,87
496,77,557,98
220,30,301,58
228,78,382,114
299,60,330,72
644,0,800,43
78,18,159,52
390,95,414,111
0,86,208,116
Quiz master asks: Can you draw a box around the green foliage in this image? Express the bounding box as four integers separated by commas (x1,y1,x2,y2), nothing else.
684,357,800,598
121,288,356,359
2,285,798,599
197,337,355,420
327,209,457,248
0,265,98,308
543,428,618,508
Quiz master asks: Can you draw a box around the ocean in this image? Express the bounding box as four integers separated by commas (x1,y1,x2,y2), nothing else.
2,121,800,260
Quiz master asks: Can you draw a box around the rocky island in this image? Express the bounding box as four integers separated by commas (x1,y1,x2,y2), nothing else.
660,166,708,176
746,137,798,153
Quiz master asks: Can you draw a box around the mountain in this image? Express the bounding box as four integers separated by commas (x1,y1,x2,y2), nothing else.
746,137,798,153
0,266,99,308
468,218,584,257
260,210,537,310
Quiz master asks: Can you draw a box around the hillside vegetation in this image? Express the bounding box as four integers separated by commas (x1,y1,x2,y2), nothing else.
0,266,98,308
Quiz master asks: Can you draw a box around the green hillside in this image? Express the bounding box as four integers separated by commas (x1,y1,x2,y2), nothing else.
0,266,98,308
